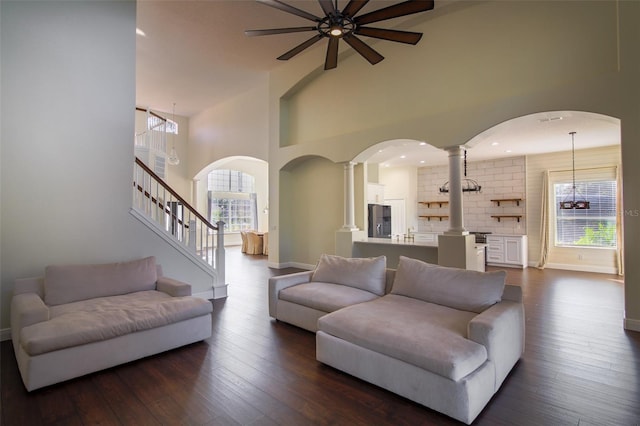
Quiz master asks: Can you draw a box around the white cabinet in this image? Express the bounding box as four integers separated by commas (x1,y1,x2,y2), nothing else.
474,245,486,272
412,232,439,244
486,235,528,268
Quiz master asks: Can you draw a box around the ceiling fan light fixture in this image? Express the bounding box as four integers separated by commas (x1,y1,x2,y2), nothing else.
330,26,343,36
245,0,435,70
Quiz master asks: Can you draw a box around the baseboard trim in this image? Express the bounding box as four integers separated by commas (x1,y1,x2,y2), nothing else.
1,328,11,342
545,263,617,275
624,317,640,332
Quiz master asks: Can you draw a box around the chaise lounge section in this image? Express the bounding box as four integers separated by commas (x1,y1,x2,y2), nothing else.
268,254,390,332
270,254,525,424
10,256,213,391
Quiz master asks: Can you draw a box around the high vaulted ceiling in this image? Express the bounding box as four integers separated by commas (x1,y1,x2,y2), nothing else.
136,1,621,164
136,0,403,117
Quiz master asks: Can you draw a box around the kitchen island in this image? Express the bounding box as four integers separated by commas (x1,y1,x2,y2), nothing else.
352,236,487,271
352,237,439,269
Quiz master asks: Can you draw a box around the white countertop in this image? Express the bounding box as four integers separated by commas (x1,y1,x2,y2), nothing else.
355,237,438,248
356,238,487,249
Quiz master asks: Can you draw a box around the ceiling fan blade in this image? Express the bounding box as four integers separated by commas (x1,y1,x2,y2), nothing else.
256,0,322,22
277,34,324,60
354,0,434,25
343,34,384,65
354,27,422,44
245,27,317,37
342,0,369,18
325,37,339,70
318,0,336,16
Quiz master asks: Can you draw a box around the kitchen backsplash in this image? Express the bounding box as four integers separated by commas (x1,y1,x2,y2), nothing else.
417,156,526,235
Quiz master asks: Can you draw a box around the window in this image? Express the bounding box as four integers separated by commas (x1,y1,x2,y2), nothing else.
554,180,617,248
207,170,257,232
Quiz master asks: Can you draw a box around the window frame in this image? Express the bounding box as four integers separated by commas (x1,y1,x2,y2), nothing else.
207,170,257,233
550,167,617,250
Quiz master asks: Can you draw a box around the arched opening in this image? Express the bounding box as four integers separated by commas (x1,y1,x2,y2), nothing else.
358,111,621,274
194,156,269,247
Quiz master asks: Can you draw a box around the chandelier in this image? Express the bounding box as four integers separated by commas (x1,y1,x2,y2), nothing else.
167,102,180,166
439,150,481,193
559,131,590,210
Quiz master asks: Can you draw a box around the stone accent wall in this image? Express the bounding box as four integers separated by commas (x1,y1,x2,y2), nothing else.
417,156,526,235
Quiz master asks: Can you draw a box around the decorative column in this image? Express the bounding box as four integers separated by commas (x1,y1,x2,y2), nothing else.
336,161,365,258
438,145,474,270
445,146,466,235
342,161,358,231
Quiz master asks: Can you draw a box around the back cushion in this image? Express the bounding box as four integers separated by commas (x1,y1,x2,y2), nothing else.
391,256,506,313
311,254,387,296
44,256,158,306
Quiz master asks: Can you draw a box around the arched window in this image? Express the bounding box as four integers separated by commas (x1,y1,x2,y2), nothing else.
207,170,257,232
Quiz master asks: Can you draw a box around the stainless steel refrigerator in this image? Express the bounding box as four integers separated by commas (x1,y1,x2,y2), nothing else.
368,204,392,238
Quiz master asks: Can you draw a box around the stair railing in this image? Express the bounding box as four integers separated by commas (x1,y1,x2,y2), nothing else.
132,157,225,282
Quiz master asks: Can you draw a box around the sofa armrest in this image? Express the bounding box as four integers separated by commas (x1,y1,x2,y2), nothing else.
11,293,49,346
157,276,192,297
502,284,522,303
468,300,525,390
268,270,314,318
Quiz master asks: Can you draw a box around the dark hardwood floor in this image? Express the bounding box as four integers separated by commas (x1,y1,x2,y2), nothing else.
2,247,639,425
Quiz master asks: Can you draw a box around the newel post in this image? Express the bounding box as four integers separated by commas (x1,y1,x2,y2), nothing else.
215,221,226,293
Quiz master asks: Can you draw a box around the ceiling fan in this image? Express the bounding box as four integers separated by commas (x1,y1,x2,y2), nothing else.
245,0,435,70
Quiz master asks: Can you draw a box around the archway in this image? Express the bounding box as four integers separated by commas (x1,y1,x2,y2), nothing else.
194,156,269,247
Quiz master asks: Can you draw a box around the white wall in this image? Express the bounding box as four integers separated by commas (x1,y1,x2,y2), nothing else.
0,0,215,329
188,82,269,178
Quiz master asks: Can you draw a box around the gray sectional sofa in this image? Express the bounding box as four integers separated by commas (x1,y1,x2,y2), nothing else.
268,254,525,424
11,256,213,391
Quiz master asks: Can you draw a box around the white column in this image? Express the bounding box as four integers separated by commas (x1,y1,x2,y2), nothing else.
342,161,358,230
445,146,467,235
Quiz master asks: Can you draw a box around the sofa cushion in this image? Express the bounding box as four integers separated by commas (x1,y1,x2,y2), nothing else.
21,290,212,356
44,257,158,306
318,294,487,381
391,256,506,313
311,254,387,296
279,282,380,313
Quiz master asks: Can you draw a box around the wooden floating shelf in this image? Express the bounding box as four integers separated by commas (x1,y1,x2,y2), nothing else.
491,198,524,206
419,201,449,208
419,215,449,221
491,215,522,222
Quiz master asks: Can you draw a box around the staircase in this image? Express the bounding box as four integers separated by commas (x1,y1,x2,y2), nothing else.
131,156,225,292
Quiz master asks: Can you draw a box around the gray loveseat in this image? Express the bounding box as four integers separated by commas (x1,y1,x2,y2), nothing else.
11,256,213,391
269,254,525,424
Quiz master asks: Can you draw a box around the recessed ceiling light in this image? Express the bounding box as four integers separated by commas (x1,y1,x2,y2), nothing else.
491,142,499,146
400,155,406,159
419,142,427,146
538,116,564,123
420,160,425,164
136,28,146,37
505,149,512,153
